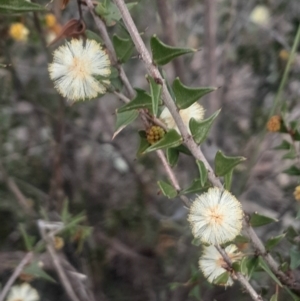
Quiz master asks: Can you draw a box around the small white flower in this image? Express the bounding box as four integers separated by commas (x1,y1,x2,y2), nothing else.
250,5,270,27
188,187,243,245
199,244,242,286
159,102,204,134
6,283,39,301
49,39,111,101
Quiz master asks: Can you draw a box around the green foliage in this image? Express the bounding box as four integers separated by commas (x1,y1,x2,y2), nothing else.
0,0,45,14
85,30,103,44
145,129,182,153
157,181,177,199
283,166,300,176
150,35,196,65
113,110,139,139
95,0,137,26
19,224,35,251
290,247,300,270
241,256,259,278
147,75,162,117
180,179,209,195
224,169,233,190
250,213,278,227
166,148,179,167
113,34,134,63
190,110,221,145
270,293,278,301
214,271,230,286
214,150,246,177
259,257,282,287
172,78,216,109
118,89,152,113
23,261,56,283
137,131,150,155
265,234,285,251
196,160,207,187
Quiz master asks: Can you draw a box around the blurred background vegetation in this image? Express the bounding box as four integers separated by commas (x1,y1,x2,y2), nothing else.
1,0,300,300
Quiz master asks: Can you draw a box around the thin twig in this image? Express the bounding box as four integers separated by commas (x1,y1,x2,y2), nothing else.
0,252,33,301
215,245,263,301
38,220,81,301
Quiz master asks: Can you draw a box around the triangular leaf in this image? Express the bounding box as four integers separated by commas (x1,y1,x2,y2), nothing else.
85,30,103,44
0,0,45,14
180,179,209,195
137,131,150,155
113,34,134,63
113,110,138,139
265,234,285,251
172,77,217,109
250,212,278,227
283,166,300,176
290,247,300,270
214,150,246,177
259,257,282,287
23,261,56,283
196,160,207,187
166,148,179,167
145,129,182,152
150,35,196,65
157,181,177,199
190,110,221,145
118,89,152,113
224,169,233,191
273,140,291,150
147,75,162,117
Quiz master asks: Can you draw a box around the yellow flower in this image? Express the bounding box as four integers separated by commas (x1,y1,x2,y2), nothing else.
188,187,243,245
250,5,270,27
267,115,281,132
294,186,300,201
49,39,111,101
160,102,204,134
9,23,29,41
45,13,57,28
199,244,243,286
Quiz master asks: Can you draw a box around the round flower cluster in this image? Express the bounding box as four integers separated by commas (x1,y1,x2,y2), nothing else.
294,185,300,201
267,115,281,132
146,125,165,144
188,187,244,286
9,23,29,42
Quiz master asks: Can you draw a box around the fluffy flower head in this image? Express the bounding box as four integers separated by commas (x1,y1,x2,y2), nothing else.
250,5,270,27
48,39,111,101
188,187,243,245
267,115,281,132
199,244,243,286
9,23,29,41
6,283,39,301
160,102,204,134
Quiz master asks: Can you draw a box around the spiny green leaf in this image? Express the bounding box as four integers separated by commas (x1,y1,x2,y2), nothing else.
283,166,300,176
150,35,196,65
118,89,152,113
290,247,300,270
172,77,217,109
196,160,207,187
23,261,56,283
180,179,209,195
157,181,177,199
259,257,282,287
0,0,45,14
147,75,162,117
265,234,285,251
250,212,278,227
137,131,150,155
224,169,233,190
145,129,182,152
273,140,291,150
85,30,103,44
190,110,221,145
214,150,246,177
113,34,134,63
113,110,139,139
166,148,179,167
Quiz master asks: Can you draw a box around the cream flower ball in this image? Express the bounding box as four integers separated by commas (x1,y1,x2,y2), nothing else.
49,39,111,101
159,102,204,134
188,187,243,245
199,244,243,286
6,283,39,301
